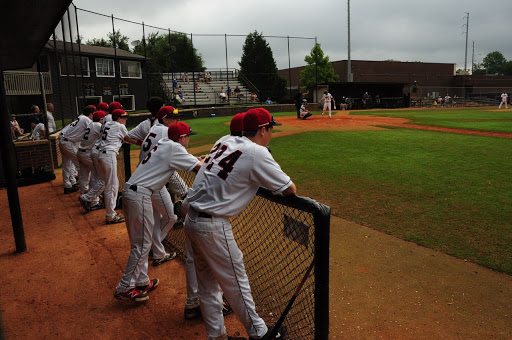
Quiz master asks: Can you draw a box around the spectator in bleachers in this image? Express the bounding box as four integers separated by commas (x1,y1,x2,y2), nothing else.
172,79,178,88
227,86,232,98
10,114,24,139
444,94,451,104
194,80,199,91
437,95,443,106
177,90,184,103
234,86,241,100
182,72,189,83
219,87,227,102
46,103,57,134
250,92,258,103
30,118,45,140
206,72,212,83
265,97,272,104
198,72,204,83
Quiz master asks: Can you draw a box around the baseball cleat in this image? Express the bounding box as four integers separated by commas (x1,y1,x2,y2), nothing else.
222,296,233,316
137,278,159,294
152,252,176,266
249,325,287,340
78,196,91,212
184,306,201,319
106,213,125,224
89,202,105,211
64,186,79,194
114,288,149,302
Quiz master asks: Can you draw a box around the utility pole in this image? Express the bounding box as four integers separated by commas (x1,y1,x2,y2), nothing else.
471,41,475,74
463,12,469,73
347,0,352,82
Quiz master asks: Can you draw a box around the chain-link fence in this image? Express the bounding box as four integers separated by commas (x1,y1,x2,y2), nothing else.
411,86,512,107
163,169,330,340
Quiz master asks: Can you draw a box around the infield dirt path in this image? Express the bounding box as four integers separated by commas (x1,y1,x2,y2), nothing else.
1,111,511,339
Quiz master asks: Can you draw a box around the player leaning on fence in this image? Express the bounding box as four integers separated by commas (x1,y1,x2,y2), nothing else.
182,108,295,340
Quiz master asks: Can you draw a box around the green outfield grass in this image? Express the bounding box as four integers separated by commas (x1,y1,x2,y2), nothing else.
270,129,512,274
350,107,512,133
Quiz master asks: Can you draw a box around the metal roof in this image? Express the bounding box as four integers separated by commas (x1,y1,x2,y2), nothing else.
45,40,146,60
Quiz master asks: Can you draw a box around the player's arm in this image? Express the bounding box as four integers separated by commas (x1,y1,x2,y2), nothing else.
282,182,296,196
123,135,139,145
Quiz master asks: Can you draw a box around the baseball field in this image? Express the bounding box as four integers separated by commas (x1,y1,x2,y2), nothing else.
1,106,511,339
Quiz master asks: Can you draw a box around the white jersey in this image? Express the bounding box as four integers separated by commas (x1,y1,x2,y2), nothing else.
322,93,333,103
128,138,199,192
501,93,508,102
46,111,56,133
103,114,112,123
97,121,128,153
138,123,168,164
61,115,92,142
186,135,292,218
79,122,103,150
127,118,157,141
31,123,45,140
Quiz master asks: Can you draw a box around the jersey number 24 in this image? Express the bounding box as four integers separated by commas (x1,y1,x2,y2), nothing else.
204,143,242,180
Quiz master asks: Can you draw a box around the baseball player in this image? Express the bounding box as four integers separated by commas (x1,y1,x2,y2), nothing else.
182,108,295,340
139,106,184,266
103,101,122,123
300,99,312,120
115,122,203,302
182,114,244,320
96,108,137,224
127,96,166,144
97,102,109,112
499,90,508,109
319,90,335,118
59,106,95,194
77,110,106,211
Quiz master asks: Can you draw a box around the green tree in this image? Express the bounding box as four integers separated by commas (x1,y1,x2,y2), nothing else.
300,43,339,93
132,32,204,101
85,30,130,52
481,51,507,75
133,32,204,72
238,31,287,101
502,60,512,76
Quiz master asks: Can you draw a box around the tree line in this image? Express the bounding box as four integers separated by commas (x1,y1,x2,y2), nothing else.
473,51,512,75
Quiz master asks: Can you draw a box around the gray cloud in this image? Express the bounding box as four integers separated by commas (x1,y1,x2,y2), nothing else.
72,0,512,71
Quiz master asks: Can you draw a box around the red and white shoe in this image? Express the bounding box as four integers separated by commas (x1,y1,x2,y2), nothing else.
114,288,149,302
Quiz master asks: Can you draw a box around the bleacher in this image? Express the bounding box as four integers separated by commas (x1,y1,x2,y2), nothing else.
161,70,255,107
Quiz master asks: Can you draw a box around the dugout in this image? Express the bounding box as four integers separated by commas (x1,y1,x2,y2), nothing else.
319,82,410,109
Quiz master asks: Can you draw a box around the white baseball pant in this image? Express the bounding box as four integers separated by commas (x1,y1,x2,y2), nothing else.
323,102,332,117
184,209,267,340
77,149,94,194
150,187,177,259
98,150,119,219
80,147,103,205
116,185,153,292
59,137,79,189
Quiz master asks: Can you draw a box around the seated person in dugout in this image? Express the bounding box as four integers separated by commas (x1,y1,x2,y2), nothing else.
10,114,24,138
300,99,312,120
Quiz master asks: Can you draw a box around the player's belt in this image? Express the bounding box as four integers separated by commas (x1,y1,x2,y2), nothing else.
198,212,212,218
126,183,152,195
79,148,87,152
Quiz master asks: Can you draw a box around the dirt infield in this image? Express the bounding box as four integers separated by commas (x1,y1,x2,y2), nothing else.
1,111,512,339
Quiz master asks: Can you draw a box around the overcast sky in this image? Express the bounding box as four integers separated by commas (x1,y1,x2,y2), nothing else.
70,0,512,72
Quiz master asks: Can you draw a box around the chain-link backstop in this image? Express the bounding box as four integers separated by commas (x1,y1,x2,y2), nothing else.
164,169,330,340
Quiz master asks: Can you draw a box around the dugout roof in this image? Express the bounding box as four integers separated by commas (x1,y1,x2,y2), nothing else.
0,1,72,70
